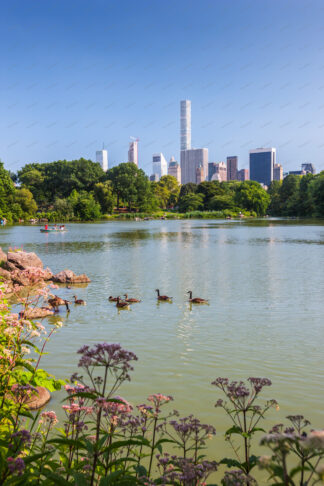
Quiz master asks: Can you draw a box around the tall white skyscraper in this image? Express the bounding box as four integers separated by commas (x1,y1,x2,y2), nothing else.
152,153,168,181
128,139,138,166
180,100,191,151
96,149,108,172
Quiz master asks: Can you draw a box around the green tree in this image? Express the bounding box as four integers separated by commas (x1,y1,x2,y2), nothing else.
13,188,38,218
0,161,15,221
93,181,115,214
178,193,204,212
267,180,282,215
208,194,237,211
179,182,197,198
107,163,153,211
309,171,324,216
234,181,270,216
72,191,102,221
278,175,300,215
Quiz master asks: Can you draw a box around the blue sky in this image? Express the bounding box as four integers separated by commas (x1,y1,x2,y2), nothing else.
1,0,324,175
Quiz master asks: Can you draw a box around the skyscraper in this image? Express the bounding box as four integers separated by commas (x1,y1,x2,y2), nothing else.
249,148,276,186
274,163,283,181
128,139,138,166
168,157,181,183
96,149,108,172
152,153,168,181
180,100,191,151
181,148,208,184
227,156,238,180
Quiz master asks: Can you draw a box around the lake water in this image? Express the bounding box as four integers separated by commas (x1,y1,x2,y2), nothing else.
1,218,324,464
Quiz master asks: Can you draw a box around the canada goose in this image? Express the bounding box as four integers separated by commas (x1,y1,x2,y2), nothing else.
187,291,208,304
48,295,70,312
108,296,119,302
116,297,130,309
124,294,141,303
73,295,86,305
155,289,172,302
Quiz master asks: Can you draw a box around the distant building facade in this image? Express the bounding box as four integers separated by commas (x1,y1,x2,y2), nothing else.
180,100,191,151
152,153,168,181
196,165,204,184
237,169,249,181
301,163,316,174
249,148,276,186
181,148,208,184
96,149,108,172
168,157,181,183
274,163,283,181
227,156,238,180
210,162,227,182
128,140,138,166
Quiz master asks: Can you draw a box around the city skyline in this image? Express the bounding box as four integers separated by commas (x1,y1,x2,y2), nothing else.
1,0,324,174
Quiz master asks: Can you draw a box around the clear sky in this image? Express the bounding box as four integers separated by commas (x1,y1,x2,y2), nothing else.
1,0,324,175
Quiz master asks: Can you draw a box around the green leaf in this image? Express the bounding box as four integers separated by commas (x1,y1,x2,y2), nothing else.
225,425,242,436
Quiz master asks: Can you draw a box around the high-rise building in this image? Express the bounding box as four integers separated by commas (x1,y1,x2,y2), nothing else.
96,149,108,172
209,162,227,182
180,100,191,151
227,156,238,180
274,163,283,181
152,153,168,181
128,139,138,166
301,163,316,174
196,165,204,184
237,169,249,181
168,157,181,184
249,148,276,186
181,148,208,184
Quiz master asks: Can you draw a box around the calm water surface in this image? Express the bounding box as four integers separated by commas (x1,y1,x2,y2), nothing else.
1,219,324,461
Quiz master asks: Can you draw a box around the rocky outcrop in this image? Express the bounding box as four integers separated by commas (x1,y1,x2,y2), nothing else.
0,249,90,292
7,251,43,270
10,385,51,410
21,307,54,319
52,270,91,284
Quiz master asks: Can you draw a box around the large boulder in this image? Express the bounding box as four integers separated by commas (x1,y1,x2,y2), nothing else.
0,247,7,263
0,267,12,281
7,251,43,270
52,269,91,284
21,307,54,319
10,385,51,410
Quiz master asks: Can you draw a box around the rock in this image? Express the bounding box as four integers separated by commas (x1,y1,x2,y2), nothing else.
0,247,7,263
10,385,51,410
21,307,54,319
4,260,18,272
0,267,12,281
52,269,91,284
7,251,43,270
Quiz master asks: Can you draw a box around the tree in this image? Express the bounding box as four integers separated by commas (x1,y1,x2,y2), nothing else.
278,175,300,215
72,191,102,221
207,194,236,211
234,181,270,216
13,188,38,218
179,182,197,198
107,163,153,211
310,171,324,216
93,181,115,214
0,161,15,221
267,180,282,215
178,193,204,212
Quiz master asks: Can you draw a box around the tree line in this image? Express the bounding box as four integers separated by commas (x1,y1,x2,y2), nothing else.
0,158,323,222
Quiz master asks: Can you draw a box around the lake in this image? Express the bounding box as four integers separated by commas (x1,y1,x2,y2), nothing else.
1,218,324,461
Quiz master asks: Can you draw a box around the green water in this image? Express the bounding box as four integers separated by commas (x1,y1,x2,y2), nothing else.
1,218,324,469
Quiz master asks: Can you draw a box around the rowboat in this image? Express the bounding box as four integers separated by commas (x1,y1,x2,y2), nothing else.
40,228,67,233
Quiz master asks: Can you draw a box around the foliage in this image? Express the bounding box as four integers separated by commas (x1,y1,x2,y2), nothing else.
178,193,205,212
234,181,270,216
